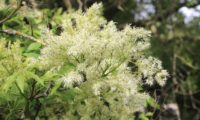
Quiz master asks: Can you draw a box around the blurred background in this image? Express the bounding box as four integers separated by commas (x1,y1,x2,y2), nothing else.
1,0,200,119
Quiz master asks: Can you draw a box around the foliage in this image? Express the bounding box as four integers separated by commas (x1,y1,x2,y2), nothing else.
0,2,168,119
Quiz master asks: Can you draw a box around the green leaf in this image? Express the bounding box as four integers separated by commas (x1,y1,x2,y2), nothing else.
58,63,76,75
2,72,18,92
27,43,41,52
128,118,135,120
40,71,57,81
50,81,62,95
139,113,149,120
16,75,26,93
23,53,39,58
146,97,160,109
26,71,44,86
146,112,153,117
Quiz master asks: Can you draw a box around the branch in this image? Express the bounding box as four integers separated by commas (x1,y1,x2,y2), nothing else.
0,29,35,40
0,29,44,44
0,0,23,25
63,0,72,10
34,81,53,99
77,0,83,10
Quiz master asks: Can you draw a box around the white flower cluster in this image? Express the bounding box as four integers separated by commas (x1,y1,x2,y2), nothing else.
61,71,83,88
137,56,168,86
39,3,168,119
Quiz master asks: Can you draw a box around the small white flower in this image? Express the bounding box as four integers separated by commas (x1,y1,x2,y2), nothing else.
155,70,169,86
62,71,83,87
92,83,102,96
